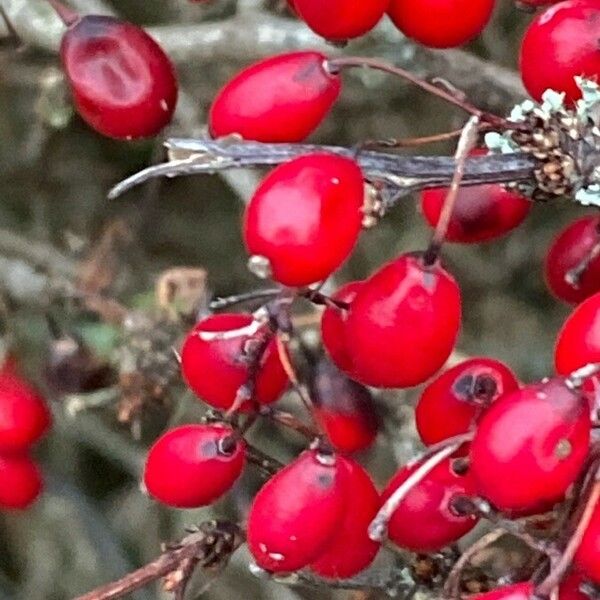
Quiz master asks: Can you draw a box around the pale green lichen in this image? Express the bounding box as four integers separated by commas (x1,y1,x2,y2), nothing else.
486,77,600,206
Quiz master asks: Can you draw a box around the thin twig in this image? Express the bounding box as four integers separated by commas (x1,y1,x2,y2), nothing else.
369,439,464,542
326,57,506,128
72,521,244,600
536,469,600,597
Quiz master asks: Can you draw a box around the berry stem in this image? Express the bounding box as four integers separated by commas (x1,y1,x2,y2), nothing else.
565,238,600,289
325,57,507,128
46,0,79,26
275,334,325,439
424,115,481,265
260,407,318,439
368,438,465,542
565,363,600,389
535,467,600,597
210,288,281,311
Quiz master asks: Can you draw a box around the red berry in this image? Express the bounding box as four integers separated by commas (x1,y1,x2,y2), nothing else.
555,292,600,380
209,52,341,143
310,456,381,578
311,358,379,454
575,502,600,585
520,0,600,104
346,253,461,388
293,0,389,40
470,378,590,514
387,0,495,48
420,151,531,244
545,216,600,304
321,281,362,375
181,314,288,411
0,454,43,510
244,154,365,287
381,455,479,551
0,365,51,452
144,424,245,508
59,14,177,139
247,449,346,572
416,357,519,446
470,583,534,600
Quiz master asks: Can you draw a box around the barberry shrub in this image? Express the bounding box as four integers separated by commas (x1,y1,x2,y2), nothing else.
2,0,600,599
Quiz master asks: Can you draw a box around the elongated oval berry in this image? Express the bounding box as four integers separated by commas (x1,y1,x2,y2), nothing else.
555,292,600,379
545,216,600,304
209,52,341,142
181,314,288,411
346,254,461,388
321,281,362,375
420,152,531,244
382,455,479,552
520,0,600,103
0,454,43,510
311,358,379,454
244,154,365,287
247,449,346,572
59,14,177,139
471,583,534,600
575,502,600,585
416,357,519,446
294,0,389,40
310,457,380,578
0,366,51,452
470,378,590,514
144,424,245,508
388,0,495,48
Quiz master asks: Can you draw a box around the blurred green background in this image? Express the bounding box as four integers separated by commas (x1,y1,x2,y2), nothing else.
0,0,594,598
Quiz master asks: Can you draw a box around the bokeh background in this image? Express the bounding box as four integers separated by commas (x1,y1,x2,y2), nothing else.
0,0,593,598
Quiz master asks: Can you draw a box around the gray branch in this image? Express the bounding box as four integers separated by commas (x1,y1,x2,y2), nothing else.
108,138,537,202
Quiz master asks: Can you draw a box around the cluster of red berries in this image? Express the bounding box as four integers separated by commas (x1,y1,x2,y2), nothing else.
0,359,50,510
47,0,598,141
45,0,600,594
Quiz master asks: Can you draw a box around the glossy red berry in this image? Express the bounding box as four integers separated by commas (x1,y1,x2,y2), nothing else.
0,365,51,452
545,216,600,304
0,454,43,510
346,253,461,388
416,358,519,446
311,358,379,454
420,152,531,244
520,0,600,103
209,52,341,143
321,281,362,375
144,424,245,508
59,13,177,139
247,449,346,572
244,154,365,287
471,582,534,600
180,314,288,411
470,378,590,514
310,456,381,578
293,0,389,40
575,501,600,585
381,455,479,551
555,292,600,379
388,0,495,48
